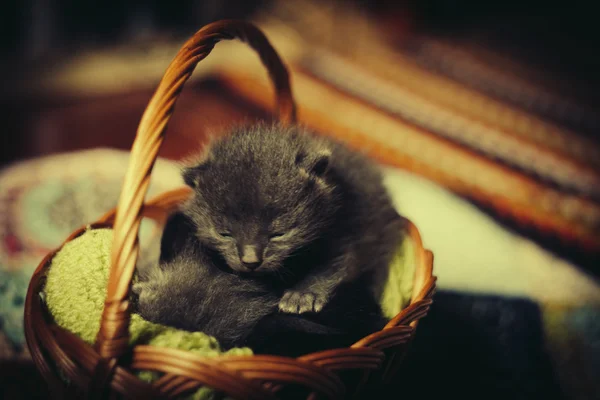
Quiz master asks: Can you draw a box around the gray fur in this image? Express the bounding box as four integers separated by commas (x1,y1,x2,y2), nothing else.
133,122,403,348
133,211,280,347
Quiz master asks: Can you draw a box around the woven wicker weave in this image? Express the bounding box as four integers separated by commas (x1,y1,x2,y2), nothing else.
24,20,436,399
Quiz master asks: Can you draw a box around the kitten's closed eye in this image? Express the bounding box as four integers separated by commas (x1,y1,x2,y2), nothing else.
269,233,285,240
219,232,233,238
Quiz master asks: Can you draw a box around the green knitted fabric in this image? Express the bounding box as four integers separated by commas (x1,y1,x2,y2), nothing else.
44,228,413,398
44,228,251,399
381,235,415,318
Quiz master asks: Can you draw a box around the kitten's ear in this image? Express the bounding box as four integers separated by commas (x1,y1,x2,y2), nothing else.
182,165,203,188
182,148,213,188
296,148,331,177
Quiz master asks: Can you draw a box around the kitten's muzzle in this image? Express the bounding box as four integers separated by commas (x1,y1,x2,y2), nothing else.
240,244,263,271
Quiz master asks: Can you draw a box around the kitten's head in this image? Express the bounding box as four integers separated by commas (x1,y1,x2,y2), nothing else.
181,124,340,274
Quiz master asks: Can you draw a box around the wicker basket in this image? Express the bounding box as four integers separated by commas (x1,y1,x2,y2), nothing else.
24,20,436,399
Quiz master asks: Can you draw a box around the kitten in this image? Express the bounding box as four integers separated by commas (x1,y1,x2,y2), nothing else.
134,213,388,354
133,122,402,350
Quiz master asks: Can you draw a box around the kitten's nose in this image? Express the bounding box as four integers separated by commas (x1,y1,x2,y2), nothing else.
240,245,262,270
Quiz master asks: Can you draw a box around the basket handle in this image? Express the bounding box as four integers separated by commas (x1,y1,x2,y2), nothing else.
95,20,296,360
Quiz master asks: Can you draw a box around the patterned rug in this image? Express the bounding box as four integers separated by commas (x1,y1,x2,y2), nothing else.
0,149,183,358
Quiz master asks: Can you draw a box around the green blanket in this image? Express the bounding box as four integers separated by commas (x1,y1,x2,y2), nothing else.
44,227,414,398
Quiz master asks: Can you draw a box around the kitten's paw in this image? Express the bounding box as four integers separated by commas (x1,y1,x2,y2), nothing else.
279,290,328,314
131,281,161,311
132,281,151,296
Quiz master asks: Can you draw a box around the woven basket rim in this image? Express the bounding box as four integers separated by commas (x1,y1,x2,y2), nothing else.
25,188,436,398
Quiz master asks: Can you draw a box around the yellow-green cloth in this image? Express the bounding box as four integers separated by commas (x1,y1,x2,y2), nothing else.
44,228,413,398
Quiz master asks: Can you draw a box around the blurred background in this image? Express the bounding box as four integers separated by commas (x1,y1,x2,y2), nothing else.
1,1,599,399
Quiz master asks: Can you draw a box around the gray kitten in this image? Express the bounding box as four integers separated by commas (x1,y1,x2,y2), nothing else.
133,122,402,348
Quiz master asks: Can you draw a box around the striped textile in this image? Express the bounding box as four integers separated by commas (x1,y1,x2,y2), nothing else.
218,1,600,273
